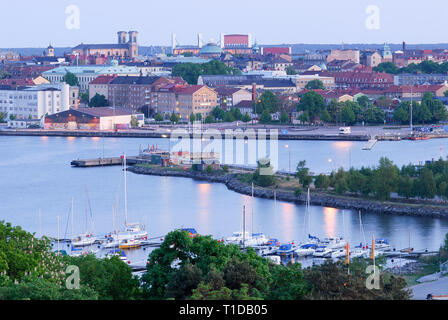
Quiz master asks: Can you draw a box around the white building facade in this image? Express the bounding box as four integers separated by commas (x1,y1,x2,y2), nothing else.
0,83,72,120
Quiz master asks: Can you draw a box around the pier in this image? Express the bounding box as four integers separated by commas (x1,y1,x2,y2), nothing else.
362,139,378,150
71,156,150,167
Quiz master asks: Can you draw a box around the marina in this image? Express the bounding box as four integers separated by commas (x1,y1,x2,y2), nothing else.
2,135,448,267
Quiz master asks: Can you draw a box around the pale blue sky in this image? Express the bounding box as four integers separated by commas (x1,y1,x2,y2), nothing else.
1,0,447,47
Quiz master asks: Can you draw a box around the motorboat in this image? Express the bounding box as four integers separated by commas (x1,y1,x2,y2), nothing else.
105,249,127,263
375,239,391,251
102,237,121,249
226,231,269,247
321,237,345,250
277,243,297,255
119,238,142,250
295,243,318,257
258,246,278,256
331,248,347,259
313,246,333,258
350,248,367,259
72,233,96,247
257,238,280,256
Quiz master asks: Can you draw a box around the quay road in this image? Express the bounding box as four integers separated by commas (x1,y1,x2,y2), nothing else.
411,276,448,300
0,124,421,141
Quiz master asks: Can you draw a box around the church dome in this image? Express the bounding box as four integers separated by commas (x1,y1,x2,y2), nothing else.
199,43,223,55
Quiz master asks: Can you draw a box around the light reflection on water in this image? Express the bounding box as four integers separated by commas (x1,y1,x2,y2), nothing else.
0,136,447,253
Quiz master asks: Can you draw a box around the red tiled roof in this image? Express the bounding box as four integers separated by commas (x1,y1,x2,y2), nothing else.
89,75,117,85
176,85,210,94
0,78,34,86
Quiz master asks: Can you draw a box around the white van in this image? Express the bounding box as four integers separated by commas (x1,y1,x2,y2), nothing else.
339,127,351,135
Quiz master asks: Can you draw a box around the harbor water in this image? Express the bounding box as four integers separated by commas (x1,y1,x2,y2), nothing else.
1,136,448,264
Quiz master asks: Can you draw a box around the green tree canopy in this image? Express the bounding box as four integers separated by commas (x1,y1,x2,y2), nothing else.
297,91,325,122
172,60,241,84
63,71,79,86
305,79,325,90
255,91,281,114
88,94,108,107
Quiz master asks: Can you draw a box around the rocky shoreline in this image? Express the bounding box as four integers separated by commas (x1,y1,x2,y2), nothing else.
128,166,448,219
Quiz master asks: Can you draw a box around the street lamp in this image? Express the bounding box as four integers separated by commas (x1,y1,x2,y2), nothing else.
285,144,291,177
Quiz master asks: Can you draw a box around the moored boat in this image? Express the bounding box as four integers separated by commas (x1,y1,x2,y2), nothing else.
295,243,318,257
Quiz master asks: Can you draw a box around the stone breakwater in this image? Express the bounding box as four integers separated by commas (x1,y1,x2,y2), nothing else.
128,166,448,219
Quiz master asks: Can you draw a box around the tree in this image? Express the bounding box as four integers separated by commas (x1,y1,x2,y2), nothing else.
141,230,271,300
63,71,79,86
206,165,213,174
421,92,448,123
393,103,410,124
364,106,385,124
189,113,196,124
0,112,7,123
170,113,180,124
231,108,243,121
340,104,356,125
205,114,215,124
371,157,399,200
166,262,202,300
314,174,330,190
305,79,325,90
357,95,371,109
297,91,325,122
259,110,272,124
242,112,251,123
252,159,276,187
63,254,141,300
320,108,332,123
88,94,108,107
415,167,437,199
269,263,309,300
223,111,235,123
79,91,89,104
373,62,399,74
304,260,410,300
296,160,312,188
280,111,289,124
172,60,240,85
285,66,297,75
212,107,225,121
256,91,280,114
154,113,164,122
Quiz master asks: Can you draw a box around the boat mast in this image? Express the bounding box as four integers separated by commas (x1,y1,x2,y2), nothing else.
71,197,74,239
251,182,254,235
85,186,88,235
359,210,366,246
57,215,60,254
242,206,246,249
124,154,128,227
410,86,413,134
38,209,42,238
307,188,311,236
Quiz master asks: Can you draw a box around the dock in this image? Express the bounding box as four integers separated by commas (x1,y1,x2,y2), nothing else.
362,139,378,150
71,156,147,167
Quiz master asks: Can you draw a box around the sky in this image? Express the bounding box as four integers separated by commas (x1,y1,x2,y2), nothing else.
1,0,448,48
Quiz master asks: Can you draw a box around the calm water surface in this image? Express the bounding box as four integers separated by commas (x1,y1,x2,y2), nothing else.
1,136,448,253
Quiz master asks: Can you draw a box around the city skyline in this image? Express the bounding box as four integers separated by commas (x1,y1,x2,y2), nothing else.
1,0,448,48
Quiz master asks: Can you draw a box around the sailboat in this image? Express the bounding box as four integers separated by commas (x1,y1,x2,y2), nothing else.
227,186,269,247
351,210,370,258
72,189,97,247
400,229,414,253
114,154,148,249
